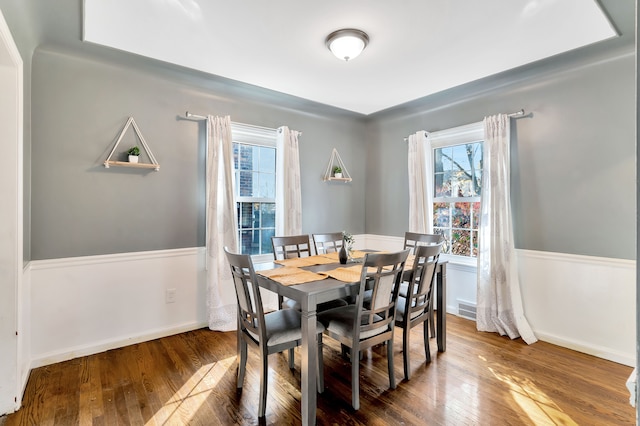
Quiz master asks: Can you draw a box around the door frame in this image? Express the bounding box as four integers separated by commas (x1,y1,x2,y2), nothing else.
0,8,24,415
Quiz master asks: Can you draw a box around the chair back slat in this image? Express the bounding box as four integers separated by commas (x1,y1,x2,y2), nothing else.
406,243,443,320
355,250,410,337
403,231,444,254
312,232,344,254
224,247,265,341
370,274,396,311
271,235,312,260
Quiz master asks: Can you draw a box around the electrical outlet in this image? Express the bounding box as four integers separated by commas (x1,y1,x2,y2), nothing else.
166,288,176,303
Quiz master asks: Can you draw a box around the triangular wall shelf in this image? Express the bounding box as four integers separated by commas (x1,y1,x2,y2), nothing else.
104,116,160,171
323,148,352,182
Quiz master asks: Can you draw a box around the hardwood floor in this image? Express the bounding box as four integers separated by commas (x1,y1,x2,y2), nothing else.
4,314,635,425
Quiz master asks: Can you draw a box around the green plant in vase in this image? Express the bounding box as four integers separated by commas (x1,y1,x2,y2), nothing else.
342,231,355,261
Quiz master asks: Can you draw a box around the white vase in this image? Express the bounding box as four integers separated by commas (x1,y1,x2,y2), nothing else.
334,172,342,178
128,155,139,163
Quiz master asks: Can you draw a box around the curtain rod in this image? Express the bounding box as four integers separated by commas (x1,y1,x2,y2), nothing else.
403,109,526,141
183,111,297,134
185,111,206,120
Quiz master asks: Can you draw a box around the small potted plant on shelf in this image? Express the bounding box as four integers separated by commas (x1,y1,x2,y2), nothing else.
127,146,141,163
333,166,342,178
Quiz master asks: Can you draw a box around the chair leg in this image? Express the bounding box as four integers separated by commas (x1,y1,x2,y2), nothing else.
288,348,295,369
403,325,411,380
423,320,431,363
317,334,324,394
341,343,349,360
237,338,248,388
351,346,360,410
429,305,436,338
258,348,268,418
387,337,396,390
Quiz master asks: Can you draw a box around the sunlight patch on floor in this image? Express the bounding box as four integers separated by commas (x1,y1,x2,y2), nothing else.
484,356,577,426
145,356,235,425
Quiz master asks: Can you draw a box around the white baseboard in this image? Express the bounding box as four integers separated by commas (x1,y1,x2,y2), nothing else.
533,330,635,367
30,320,208,369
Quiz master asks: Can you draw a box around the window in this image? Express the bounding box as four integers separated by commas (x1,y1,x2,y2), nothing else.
232,123,278,256
430,122,483,258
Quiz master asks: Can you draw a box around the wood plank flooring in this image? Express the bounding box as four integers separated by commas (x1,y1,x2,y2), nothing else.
3,314,635,425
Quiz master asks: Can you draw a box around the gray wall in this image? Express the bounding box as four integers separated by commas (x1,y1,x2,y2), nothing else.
4,0,637,261
30,45,367,259
365,47,635,260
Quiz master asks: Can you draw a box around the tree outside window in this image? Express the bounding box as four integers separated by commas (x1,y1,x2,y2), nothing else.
433,141,483,257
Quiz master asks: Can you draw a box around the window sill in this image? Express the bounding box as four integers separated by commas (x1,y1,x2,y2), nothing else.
252,253,275,264
440,254,477,269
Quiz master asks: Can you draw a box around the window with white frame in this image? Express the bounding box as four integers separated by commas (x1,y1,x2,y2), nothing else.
231,123,278,256
430,122,484,258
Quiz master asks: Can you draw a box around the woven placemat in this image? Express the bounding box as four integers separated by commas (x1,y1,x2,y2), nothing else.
320,252,340,261
274,257,317,267
309,255,338,265
320,250,369,262
350,250,369,259
275,255,340,267
318,265,363,283
257,266,327,286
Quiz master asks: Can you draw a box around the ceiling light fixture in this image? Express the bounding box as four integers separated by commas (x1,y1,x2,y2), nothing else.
325,29,369,62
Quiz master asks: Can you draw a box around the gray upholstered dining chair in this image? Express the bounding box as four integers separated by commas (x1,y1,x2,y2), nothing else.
312,232,344,255
318,249,410,410
394,242,443,380
402,231,445,338
224,247,325,418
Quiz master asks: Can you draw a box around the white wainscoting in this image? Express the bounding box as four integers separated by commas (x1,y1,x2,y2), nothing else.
29,248,208,369
517,249,635,366
361,235,636,367
26,239,636,371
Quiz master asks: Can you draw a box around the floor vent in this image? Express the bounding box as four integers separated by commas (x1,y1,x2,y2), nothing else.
457,300,477,320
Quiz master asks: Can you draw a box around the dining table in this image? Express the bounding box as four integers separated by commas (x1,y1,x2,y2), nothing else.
254,250,447,426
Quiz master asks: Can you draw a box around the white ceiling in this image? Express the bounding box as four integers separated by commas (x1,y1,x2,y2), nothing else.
83,0,616,115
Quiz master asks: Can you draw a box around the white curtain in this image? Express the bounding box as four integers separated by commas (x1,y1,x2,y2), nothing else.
206,115,239,331
275,126,302,236
407,131,434,233
476,114,537,344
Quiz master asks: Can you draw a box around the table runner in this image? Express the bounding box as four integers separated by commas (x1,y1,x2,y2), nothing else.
274,255,337,267
320,250,370,262
257,264,366,286
257,266,327,286
259,252,408,286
